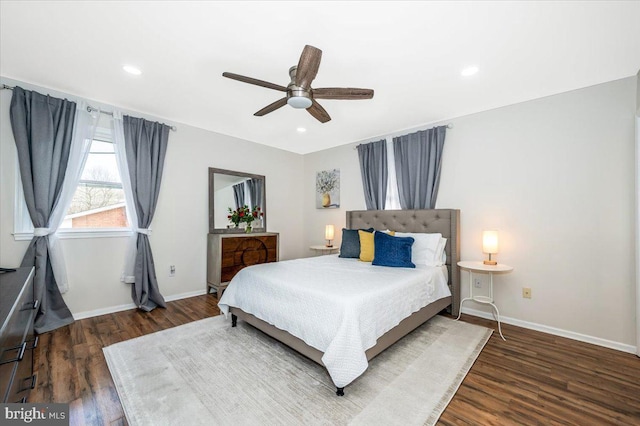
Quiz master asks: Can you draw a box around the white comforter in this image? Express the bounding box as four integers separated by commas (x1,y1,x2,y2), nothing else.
218,255,450,388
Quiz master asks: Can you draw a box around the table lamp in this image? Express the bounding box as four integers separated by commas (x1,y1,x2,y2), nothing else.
482,230,498,265
325,225,335,247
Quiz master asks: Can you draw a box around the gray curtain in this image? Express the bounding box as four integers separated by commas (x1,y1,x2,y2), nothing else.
233,183,245,209
246,178,263,211
10,86,76,333
123,115,170,312
357,139,387,210
393,126,447,209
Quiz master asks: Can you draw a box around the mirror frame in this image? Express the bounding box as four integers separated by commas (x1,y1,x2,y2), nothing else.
208,167,267,234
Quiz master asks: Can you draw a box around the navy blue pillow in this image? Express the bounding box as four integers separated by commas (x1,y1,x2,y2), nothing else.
339,228,374,258
372,231,415,268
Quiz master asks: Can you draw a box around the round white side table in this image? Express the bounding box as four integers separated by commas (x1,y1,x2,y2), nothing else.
309,245,339,255
456,260,514,341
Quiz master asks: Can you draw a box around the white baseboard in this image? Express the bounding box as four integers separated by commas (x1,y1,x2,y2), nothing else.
164,289,208,302
461,307,637,355
72,288,209,320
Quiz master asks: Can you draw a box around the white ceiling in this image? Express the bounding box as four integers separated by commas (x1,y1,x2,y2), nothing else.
1,1,639,155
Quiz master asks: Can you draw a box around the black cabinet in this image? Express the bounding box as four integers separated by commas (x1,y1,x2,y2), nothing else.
0,267,37,403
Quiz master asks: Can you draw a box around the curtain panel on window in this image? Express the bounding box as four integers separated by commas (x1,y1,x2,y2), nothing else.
233,183,245,209
10,86,77,333
47,101,99,293
247,178,263,211
357,139,388,210
393,126,447,209
122,115,171,311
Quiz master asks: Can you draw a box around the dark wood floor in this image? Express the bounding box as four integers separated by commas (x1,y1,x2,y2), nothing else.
31,294,640,425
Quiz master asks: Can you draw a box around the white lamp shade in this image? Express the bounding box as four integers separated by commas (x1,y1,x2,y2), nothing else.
325,225,335,240
482,230,499,254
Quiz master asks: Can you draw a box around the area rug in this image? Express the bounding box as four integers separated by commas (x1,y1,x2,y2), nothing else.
103,314,491,426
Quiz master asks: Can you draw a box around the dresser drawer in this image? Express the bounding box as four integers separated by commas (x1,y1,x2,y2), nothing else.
220,235,278,282
2,338,36,403
0,284,36,359
208,233,279,291
0,267,36,403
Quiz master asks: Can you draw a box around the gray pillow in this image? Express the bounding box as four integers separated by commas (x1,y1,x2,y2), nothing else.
339,228,374,258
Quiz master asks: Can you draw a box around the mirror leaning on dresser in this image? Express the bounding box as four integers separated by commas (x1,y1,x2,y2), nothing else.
207,167,277,297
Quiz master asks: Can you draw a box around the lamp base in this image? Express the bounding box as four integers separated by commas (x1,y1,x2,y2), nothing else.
483,260,497,265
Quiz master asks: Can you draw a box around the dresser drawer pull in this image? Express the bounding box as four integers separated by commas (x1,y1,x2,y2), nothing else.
27,335,39,350
20,299,40,311
28,373,37,390
0,341,27,364
18,374,38,392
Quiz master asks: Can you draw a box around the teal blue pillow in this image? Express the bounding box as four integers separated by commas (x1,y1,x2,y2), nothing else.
372,231,415,268
339,228,374,258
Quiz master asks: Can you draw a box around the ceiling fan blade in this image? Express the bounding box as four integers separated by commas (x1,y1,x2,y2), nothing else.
306,100,331,123
295,45,322,89
222,72,287,92
254,97,288,116
313,87,374,100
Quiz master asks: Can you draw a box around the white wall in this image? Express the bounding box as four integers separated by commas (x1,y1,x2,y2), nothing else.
635,70,640,356
637,70,640,115
304,77,637,349
303,145,367,249
0,78,304,317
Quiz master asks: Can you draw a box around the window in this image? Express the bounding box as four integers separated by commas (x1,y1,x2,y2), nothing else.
14,121,131,240
61,137,128,229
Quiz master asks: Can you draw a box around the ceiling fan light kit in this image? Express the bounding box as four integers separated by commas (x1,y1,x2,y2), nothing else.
287,96,312,109
223,45,374,123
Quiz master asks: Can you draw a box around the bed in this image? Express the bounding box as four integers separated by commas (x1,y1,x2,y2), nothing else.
218,209,460,395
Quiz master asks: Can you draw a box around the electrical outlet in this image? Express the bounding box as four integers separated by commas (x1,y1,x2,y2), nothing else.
169,265,176,277
522,287,532,299
474,278,482,288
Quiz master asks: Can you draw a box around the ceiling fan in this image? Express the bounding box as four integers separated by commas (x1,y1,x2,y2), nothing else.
222,45,374,123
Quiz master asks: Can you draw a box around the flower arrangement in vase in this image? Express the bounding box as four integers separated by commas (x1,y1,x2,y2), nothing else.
227,205,264,233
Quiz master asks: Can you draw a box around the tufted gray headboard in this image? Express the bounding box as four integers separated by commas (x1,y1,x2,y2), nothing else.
346,209,461,316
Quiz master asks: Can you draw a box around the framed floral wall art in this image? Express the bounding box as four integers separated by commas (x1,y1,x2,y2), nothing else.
316,169,340,209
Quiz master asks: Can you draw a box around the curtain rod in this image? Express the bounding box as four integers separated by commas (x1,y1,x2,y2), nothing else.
86,106,177,131
354,123,453,150
2,84,176,132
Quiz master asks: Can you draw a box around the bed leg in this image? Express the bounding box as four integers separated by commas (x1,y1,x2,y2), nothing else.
231,314,237,327
336,387,344,396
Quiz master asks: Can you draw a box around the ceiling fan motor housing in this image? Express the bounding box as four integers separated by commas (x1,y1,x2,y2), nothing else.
287,66,312,108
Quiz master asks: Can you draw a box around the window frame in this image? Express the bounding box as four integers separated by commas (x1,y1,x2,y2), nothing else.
13,125,133,241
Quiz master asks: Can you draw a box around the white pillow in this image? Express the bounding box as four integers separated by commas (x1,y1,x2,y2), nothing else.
438,238,447,265
395,232,443,266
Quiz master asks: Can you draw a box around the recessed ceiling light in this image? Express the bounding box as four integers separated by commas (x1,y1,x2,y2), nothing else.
461,66,479,77
296,127,307,133
123,65,142,75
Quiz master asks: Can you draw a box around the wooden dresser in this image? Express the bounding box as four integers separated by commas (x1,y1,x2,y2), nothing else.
0,267,38,403
207,233,279,297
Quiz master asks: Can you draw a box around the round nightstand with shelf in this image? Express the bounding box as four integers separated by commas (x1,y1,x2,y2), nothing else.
309,245,339,255
456,260,514,341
